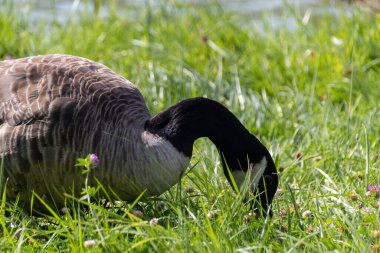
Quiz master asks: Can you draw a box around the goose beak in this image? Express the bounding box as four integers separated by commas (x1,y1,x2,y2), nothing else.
251,167,278,217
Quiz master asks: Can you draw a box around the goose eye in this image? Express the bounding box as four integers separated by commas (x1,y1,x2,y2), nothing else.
151,115,171,130
264,175,273,185
156,119,169,129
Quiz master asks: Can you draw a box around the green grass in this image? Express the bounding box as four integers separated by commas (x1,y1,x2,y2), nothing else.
1,0,380,252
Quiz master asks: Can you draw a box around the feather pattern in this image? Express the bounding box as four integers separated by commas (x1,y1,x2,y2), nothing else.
0,55,189,210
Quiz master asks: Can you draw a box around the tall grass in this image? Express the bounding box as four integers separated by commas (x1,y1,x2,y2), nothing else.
0,0,379,252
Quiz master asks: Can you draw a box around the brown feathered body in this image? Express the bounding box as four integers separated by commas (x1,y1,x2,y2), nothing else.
0,55,188,211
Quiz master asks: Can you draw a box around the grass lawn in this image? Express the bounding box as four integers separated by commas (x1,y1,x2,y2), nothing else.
0,0,379,252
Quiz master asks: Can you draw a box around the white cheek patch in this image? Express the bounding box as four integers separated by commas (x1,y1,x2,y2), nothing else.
231,156,267,195
251,156,267,190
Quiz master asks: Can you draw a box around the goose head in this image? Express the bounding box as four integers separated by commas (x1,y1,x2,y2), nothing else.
146,97,278,216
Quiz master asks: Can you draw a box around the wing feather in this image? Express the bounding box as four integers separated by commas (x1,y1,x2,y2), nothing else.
0,54,148,155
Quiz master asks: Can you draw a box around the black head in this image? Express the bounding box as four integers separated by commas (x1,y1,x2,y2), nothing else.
218,133,278,217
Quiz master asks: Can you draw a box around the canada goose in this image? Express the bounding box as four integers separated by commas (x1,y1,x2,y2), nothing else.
0,55,278,215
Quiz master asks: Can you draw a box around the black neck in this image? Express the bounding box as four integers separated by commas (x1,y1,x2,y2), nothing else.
145,97,269,168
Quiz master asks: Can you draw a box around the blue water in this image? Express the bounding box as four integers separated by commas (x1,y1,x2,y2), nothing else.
8,0,338,30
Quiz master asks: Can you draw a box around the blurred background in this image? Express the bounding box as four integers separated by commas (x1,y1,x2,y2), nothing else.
8,0,380,29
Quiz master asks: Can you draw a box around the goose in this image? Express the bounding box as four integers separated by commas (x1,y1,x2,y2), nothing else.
0,54,278,215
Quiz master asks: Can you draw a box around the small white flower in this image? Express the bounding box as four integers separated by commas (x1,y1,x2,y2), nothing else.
207,210,217,219
276,188,284,196
84,239,96,248
331,36,343,46
149,218,159,226
371,230,380,238
302,210,312,218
